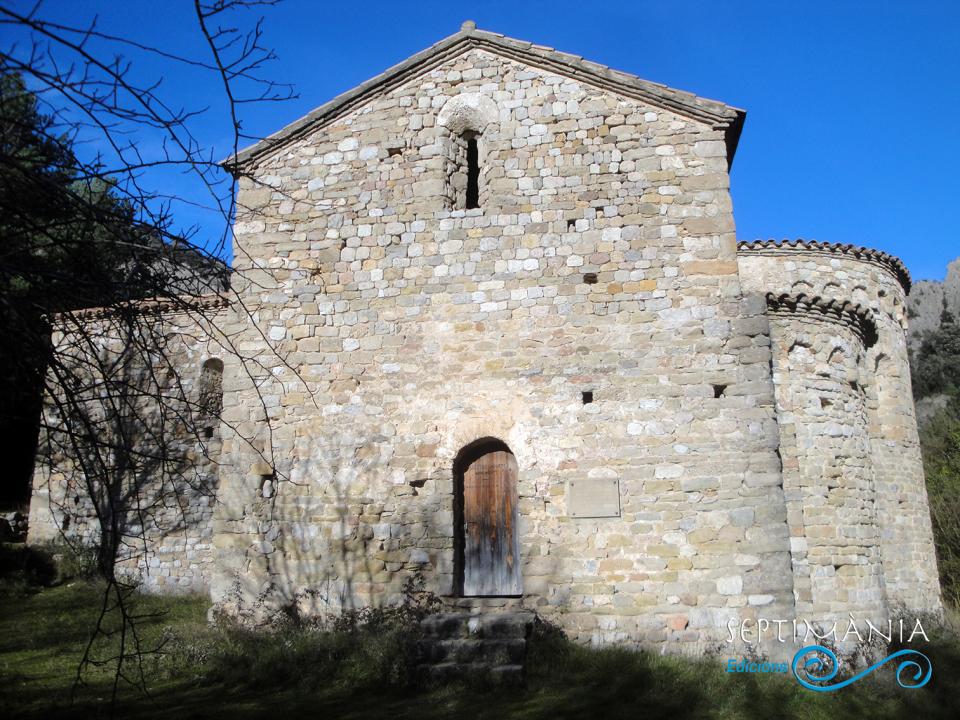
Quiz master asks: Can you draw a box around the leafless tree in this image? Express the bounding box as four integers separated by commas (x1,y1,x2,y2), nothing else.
0,0,295,706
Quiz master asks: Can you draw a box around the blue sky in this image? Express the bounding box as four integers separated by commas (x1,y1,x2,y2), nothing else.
5,0,959,280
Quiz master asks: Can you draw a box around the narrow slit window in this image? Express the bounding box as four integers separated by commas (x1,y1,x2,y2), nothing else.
465,135,480,209
197,358,224,438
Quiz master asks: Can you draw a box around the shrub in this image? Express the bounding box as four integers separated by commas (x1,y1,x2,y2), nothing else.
920,399,960,605
47,541,100,581
911,317,960,400
0,543,56,587
160,572,441,692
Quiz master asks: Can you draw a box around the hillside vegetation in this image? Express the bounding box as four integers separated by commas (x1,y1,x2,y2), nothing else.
911,304,960,605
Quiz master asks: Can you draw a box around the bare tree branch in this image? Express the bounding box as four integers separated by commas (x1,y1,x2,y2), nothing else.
0,0,306,709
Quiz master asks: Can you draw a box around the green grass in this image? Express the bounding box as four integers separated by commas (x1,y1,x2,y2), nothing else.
2,543,960,719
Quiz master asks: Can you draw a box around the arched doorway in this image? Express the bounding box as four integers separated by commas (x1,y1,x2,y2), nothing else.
453,439,521,597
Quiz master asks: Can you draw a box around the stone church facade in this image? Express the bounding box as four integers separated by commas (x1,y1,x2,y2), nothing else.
29,23,941,655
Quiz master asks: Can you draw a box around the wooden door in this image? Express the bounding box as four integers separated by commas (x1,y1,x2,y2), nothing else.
462,448,521,596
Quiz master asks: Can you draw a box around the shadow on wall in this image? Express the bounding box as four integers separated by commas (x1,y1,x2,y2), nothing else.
32,311,223,591
214,426,454,620
213,429,565,624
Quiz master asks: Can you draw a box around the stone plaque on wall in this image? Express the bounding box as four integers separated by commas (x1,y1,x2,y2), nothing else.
567,478,620,518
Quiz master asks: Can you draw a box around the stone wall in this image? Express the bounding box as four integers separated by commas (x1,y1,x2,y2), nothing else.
738,241,942,614
27,301,227,593
765,296,886,626
212,45,796,654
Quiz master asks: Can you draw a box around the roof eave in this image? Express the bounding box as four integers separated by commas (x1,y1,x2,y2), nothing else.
219,28,471,171
724,108,747,170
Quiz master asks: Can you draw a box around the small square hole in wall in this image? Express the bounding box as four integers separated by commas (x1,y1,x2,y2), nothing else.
567,219,576,230
713,384,727,398
204,426,214,439
582,390,594,404
583,272,598,285
408,477,427,496
387,146,403,158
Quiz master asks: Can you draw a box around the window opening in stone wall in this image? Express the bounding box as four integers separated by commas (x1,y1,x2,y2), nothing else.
445,127,486,211
465,134,480,209
582,390,594,404
197,358,224,438
260,472,277,499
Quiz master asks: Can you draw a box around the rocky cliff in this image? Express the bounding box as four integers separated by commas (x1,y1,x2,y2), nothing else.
909,258,960,349
908,257,960,426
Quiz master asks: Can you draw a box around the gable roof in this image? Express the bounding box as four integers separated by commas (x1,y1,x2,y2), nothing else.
224,21,746,170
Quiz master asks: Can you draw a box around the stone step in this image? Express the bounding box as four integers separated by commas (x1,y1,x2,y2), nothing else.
416,611,535,684
420,611,534,640
444,596,526,611
418,662,525,685
416,637,527,664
